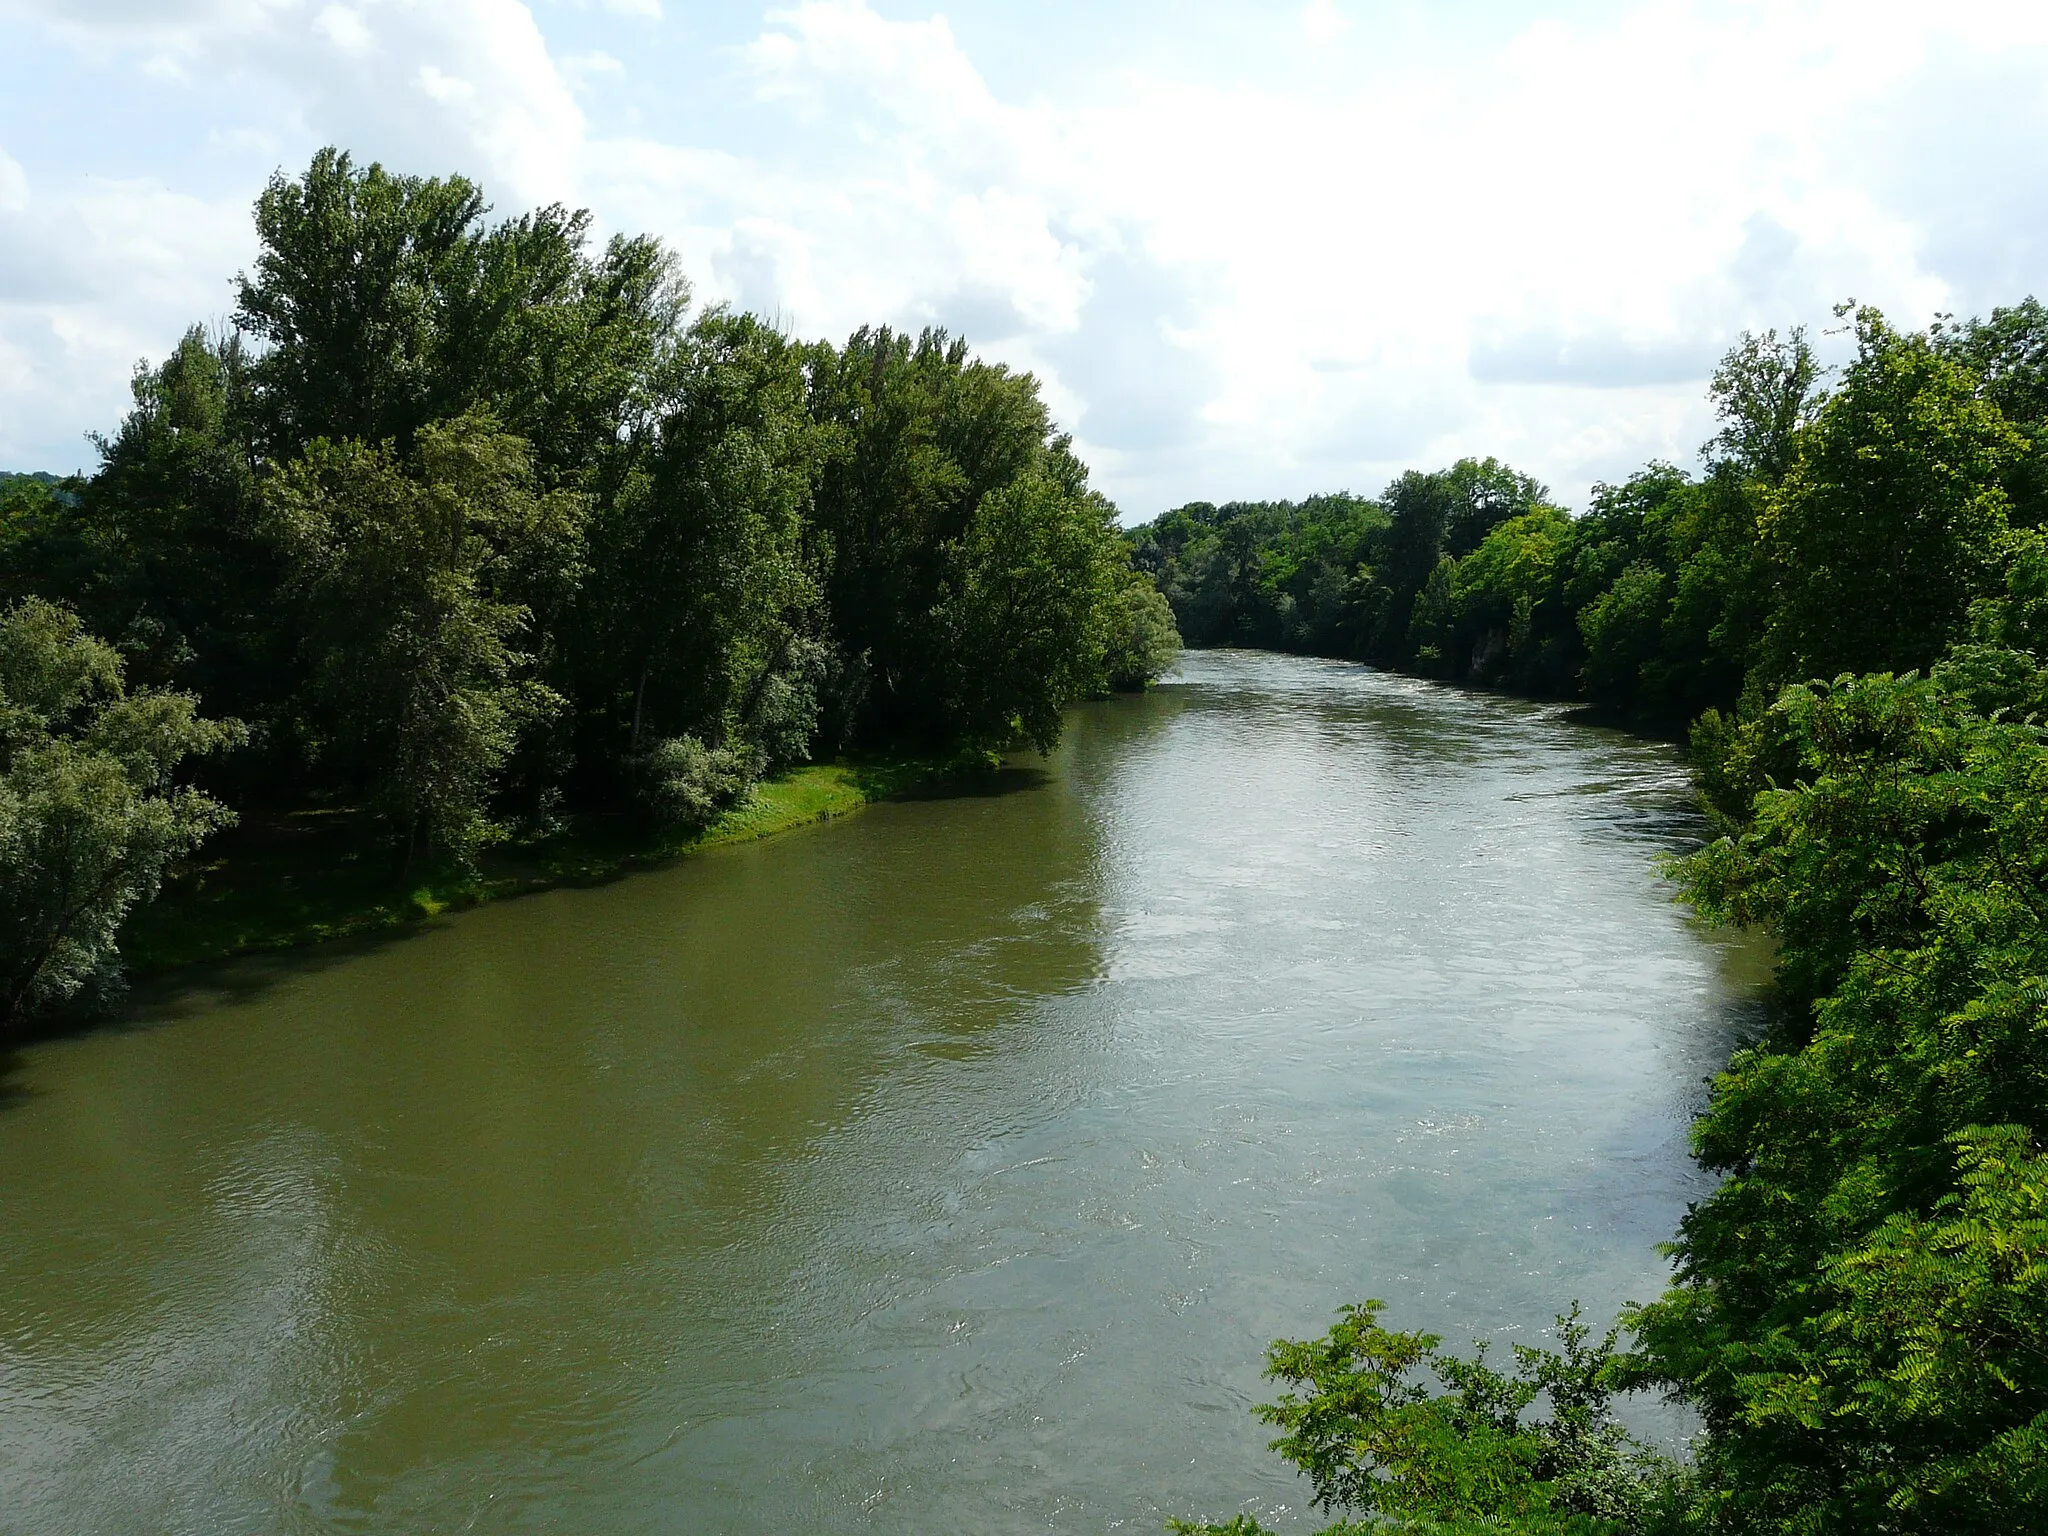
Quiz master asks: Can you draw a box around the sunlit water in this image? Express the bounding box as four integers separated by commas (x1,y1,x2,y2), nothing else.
0,651,1765,1534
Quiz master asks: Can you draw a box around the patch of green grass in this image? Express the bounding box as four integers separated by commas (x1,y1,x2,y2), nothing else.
123,755,943,977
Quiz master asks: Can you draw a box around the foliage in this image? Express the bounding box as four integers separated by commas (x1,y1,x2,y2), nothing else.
0,598,241,1023
932,475,1126,754
1104,566,1183,691
1628,661,2048,1533
1703,327,1821,483
1452,505,1575,690
1130,493,1388,654
580,306,825,783
0,147,1163,1014
235,147,684,469
1758,306,2023,688
633,732,756,830
1173,1301,1678,1536
265,415,570,863
806,324,1131,748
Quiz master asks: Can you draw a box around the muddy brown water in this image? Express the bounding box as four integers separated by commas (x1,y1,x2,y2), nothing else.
0,651,1764,1533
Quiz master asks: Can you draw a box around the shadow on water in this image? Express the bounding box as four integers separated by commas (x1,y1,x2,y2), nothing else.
0,760,1085,1109
0,919,457,1110
882,762,1055,801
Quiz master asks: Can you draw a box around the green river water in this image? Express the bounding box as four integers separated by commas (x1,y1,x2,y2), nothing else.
0,651,1764,1533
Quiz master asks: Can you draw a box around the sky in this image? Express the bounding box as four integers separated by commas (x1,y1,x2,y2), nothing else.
2,1,2046,518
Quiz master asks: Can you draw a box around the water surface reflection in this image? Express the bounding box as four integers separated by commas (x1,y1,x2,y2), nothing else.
0,651,1760,1533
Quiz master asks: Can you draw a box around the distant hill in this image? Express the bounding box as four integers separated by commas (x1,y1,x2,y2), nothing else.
1,470,62,490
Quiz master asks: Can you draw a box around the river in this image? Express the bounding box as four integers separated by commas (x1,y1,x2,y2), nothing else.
0,651,1763,1534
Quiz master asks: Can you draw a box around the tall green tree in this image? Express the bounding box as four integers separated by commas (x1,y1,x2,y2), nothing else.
0,599,241,1024
580,308,828,819
1448,504,1573,690
1704,327,1822,484
1102,567,1182,691
267,416,570,862
1631,664,2048,1533
931,475,1125,755
1936,298,2048,532
807,325,1090,744
235,147,686,478
1761,307,2022,685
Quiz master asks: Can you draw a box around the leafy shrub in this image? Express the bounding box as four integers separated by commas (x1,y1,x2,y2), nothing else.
0,599,242,1024
1173,1301,1679,1536
634,733,754,830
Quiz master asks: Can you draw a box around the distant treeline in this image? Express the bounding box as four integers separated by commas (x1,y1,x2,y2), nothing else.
0,148,1178,1025
1173,302,2048,1536
1134,302,2048,728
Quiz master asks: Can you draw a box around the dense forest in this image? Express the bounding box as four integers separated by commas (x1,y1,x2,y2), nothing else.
1172,303,2048,1533
0,149,1179,1027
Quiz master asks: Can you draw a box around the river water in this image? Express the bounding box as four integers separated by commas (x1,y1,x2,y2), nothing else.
0,651,1763,1534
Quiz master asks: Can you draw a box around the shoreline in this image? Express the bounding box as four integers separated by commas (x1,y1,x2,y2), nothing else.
123,756,944,980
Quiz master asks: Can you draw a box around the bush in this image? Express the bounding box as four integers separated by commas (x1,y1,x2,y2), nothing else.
1173,1301,1679,1536
1105,570,1183,691
0,599,242,1024
634,733,754,830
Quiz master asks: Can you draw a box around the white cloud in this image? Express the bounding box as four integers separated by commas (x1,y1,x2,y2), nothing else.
5,0,2048,512
2,0,584,205
0,174,252,472
694,0,2048,509
1302,1,1349,43
311,4,371,55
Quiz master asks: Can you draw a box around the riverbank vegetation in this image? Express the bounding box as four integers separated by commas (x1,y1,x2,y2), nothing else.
116,753,938,976
0,148,1177,1027
1168,300,2048,1533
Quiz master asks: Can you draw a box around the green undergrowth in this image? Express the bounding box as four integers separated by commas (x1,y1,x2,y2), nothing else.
124,755,944,976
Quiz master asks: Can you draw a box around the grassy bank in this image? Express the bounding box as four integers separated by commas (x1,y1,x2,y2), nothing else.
125,756,942,977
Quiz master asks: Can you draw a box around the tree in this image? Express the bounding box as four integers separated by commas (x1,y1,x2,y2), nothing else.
236,147,687,477
1367,470,1454,663
267,416,569,863
1937,297,2048,531
580,308,829,820
931,476,1125,756
1441,457,1549,559
1578,562,1668,713
65,330,295,735
1761,306,2022,685
807,325,1086,744
1102,568,1182,691
1172,1301,1675,1536
1632,665,2048,1534
1451,504,1572,689
0,599,241,1025
1656,468,1769,722
236,149,489,454
1704,327,1821,483
1406,555,1457,675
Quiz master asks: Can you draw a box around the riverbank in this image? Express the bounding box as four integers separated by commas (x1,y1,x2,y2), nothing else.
123,755,945,976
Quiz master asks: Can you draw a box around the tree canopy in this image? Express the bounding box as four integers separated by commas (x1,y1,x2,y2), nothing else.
0,147,1179,1025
